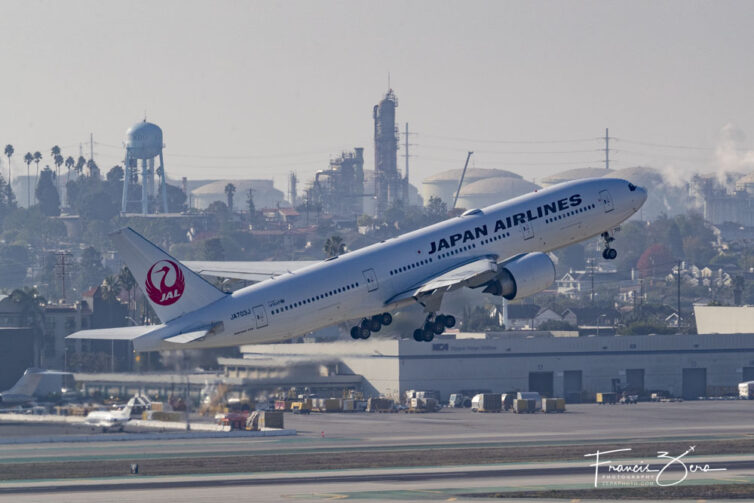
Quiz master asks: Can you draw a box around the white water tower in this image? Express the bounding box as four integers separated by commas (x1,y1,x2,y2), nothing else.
121,120,168,214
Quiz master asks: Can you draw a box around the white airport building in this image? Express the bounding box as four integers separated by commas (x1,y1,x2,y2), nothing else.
223,330,754,402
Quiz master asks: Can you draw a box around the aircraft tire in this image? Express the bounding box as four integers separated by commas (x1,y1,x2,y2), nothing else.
443,315,456,328
422,328,435,342
431,319,445,335
359,327,371,339
413,329,424,342
380,312,393,326
351,326,361,339
607,248,617,260
368,317,381,332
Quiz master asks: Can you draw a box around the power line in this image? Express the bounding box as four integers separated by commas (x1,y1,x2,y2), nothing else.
415,143,600,155
419,133,598,144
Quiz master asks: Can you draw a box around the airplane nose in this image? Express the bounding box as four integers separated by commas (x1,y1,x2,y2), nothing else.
637,185,648,204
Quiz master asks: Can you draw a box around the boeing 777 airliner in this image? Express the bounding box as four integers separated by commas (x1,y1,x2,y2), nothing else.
68,178,646,350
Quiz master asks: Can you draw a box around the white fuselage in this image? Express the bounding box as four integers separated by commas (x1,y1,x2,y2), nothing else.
144,178,646,350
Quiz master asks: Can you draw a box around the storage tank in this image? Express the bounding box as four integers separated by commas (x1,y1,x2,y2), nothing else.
422,168,522,207
540,167,611,187
191,180,285,210
455,176,540,210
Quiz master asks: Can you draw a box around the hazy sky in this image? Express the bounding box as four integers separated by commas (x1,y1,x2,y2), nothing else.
2,0,754,191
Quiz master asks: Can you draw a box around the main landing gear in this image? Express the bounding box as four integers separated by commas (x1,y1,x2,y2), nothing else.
413,314,456,342
601,231,618,260
350,312,392,340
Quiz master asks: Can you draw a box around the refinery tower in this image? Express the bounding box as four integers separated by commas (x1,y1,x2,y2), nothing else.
373,89,407,216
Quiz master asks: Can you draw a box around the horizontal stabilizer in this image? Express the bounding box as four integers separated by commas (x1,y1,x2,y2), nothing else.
66,325,164,341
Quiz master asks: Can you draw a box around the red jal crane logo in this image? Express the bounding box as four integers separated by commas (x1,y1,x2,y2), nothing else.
145,260,185,306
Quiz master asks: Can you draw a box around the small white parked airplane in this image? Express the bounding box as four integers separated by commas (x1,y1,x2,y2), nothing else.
85,396,145,432
68,178,646,350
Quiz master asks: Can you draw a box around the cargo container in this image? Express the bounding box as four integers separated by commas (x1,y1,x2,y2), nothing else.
542,398,566,413
471,393,502,412
259,410,284,429
513,398,535,413
342,399,355,412
739,381,754,399
366,397,394,412
407,397,439,412
596,392,617,404
324,398,342,412
448,394,472,408
501,393,515,411
516,392,542,410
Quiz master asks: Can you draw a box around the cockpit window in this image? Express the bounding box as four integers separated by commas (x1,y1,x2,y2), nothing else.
628,182,637,192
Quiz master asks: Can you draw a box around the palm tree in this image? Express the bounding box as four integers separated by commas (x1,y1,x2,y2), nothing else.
23,152,32,206
53,154,64,194
50,145,60,158
74,156,85,178
323,235,346,258
118,266,136,320
32,151,42,193
4,144,13,184
86,158,98,178
100,275,121,302
225,183,236,211
64,156,74,206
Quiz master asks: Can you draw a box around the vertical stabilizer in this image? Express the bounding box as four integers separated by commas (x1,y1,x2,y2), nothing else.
6,370,43,396
110,227,227,322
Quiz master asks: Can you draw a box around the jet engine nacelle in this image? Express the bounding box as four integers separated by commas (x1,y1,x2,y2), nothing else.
483,252,556,300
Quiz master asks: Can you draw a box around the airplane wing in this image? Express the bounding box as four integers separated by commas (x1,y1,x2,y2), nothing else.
183,260,320,282
386,256,501,312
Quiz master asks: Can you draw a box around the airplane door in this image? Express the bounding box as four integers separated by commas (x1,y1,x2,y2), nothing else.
252,305,268,328
521,222,534,240
599,190,614,213
363,268,379,292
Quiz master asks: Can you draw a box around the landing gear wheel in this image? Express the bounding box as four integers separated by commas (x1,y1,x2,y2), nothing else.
380,312,393,326
602,248,617,260
350,326,360,339
422,328,435,342
443,315,456,328
359,327,371,339
431,319,445,335
413,329,424,342
368,317,382,332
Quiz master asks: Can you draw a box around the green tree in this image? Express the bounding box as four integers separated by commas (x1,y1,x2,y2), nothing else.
424,196,448,223
0,244,30,287
0,173,16,228
225,183,236,211
4,144,13,187
86,159,99,178
202,238,225,260
323,235,345,257
78,247,109,292
64,156,74,183
118,266,137,319
35,167,61,216
23,152,33,206
74,156,86,177
32,151,42,190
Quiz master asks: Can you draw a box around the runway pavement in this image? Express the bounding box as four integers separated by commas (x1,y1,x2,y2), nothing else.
1,401,753,502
